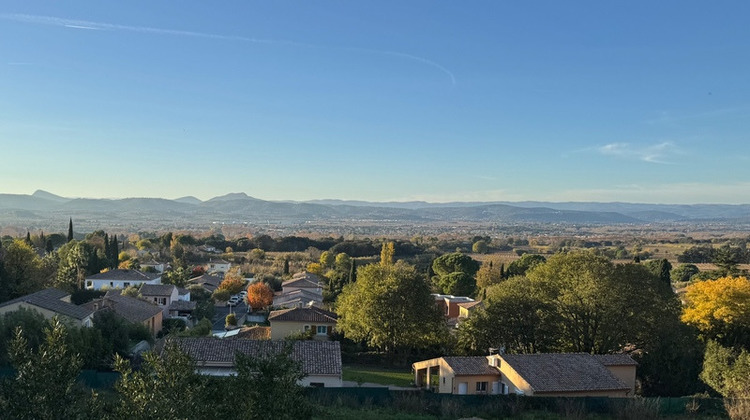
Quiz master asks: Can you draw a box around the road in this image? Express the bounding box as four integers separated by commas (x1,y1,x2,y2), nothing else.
211,301,249,332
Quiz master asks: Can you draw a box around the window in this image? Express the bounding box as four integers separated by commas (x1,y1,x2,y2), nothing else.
309,382,325,388
110,282,114,287
476,381,488,393
124,282,130,287
317,325,327,335
304,325,310,331
158,297,167,305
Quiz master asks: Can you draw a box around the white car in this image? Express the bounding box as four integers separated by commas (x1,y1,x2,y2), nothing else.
227,295,241,306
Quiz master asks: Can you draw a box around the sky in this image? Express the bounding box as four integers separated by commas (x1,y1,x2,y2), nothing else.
1,1,749,204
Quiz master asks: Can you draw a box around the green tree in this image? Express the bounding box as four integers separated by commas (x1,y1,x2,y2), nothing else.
2,239,44,300
505,253,546,277
114,340,205,420
475,260,502,289
436,271,476,296
380,242,395,266
319,251,335,268
336,261,447,358
527,252,678,353
472,240,489,254
701,340,750,397
671,263,700,283
163,266,190,288
67,218,73,243
645,258,672,286
459,276,557,354
431,252,479,296
234,346,312,420
3,318,99,419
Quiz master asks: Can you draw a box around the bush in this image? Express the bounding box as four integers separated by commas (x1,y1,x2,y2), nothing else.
225,313,237,327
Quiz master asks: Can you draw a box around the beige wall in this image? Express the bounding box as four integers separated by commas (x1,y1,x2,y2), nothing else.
0,302,91,327
497,359,534,395
269,320,335,340
451,374,502,395
605,365,637,396
300,375,342,388
143,311,163,336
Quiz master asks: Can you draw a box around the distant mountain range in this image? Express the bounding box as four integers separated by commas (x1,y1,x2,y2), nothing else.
0,190,749,230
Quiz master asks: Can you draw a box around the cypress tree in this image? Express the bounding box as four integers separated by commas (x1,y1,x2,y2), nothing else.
45,239,53,254
104,233,111,264
111,235,119,268
283,258,290,275
499,263,505,279
349,259,357,283
40,231,45,244
25,231,31,245
67,218,74,242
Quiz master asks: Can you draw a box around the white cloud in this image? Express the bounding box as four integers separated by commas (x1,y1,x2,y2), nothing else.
597,141,679,164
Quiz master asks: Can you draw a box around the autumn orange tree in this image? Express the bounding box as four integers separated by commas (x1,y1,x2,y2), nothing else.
246,282,274,311
682,276,750,347
218,267,245,295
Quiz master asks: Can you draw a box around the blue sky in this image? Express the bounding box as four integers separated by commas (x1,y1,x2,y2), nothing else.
1,1,748,203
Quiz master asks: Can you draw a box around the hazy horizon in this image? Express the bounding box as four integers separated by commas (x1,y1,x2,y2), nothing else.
2,2,749,204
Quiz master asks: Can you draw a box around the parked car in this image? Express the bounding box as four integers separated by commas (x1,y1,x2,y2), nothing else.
227,295,241,306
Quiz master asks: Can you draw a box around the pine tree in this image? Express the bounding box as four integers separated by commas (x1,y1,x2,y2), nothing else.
67,218,73,243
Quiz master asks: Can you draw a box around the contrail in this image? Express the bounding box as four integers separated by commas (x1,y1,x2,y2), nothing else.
1,13,456,85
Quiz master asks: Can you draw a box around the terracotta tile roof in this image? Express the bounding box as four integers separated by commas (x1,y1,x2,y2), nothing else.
0,288,94,320
171,338,341,375
269,307,338,323
457,301,483,309
140,284,176,296
500,353,631,393
442,357,501,376
86,269,159,281
84,293,162,324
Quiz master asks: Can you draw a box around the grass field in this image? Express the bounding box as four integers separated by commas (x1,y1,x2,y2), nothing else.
342,365,414,387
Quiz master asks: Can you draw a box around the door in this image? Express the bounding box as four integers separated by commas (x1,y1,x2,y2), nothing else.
458,382,468,395
491,381,500,395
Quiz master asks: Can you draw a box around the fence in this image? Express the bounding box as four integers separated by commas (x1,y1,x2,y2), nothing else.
306,387,727,417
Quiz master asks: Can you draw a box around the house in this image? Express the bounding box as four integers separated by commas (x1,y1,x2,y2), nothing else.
188,274,224,293
140,261,168,273
0,288,95,327
282,272,323,295
273,288,324,309
206,258,231,274
433,294,475,318
82,291,163,336
268,307,338,340
170,338,343,387
458,301,484,319
413,353,636,397
140,284,179,317
85,269,162,290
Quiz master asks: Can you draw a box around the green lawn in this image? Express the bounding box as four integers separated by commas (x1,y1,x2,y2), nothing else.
342,365,414,387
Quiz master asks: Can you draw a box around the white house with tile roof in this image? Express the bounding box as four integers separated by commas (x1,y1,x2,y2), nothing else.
0,288,95,327
85,269,161,290
168,338,342,387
